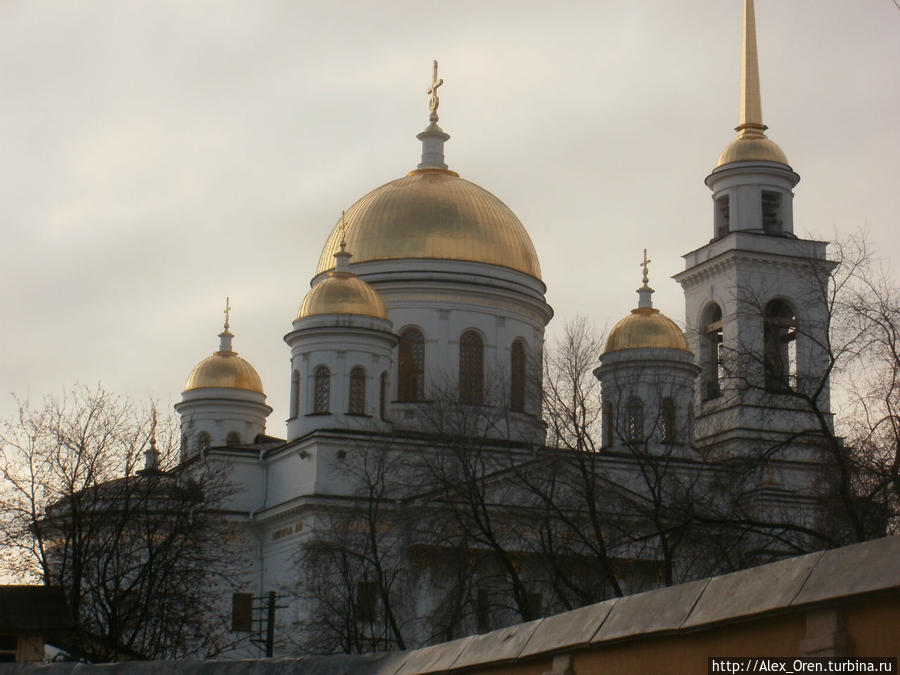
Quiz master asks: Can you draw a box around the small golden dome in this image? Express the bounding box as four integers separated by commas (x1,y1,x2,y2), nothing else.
604,307,691,354
298,271,388,319
716,132,789,168
184,351,265,394
315,168,541,280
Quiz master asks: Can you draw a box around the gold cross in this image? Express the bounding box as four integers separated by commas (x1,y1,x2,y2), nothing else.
224,296,231,330
426,60,443,120
339,210,347,251
640,249,651,285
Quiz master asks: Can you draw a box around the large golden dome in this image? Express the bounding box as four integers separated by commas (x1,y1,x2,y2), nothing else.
315,168,541,280
299,270,388,319
604,307,691,354
184,350,265,394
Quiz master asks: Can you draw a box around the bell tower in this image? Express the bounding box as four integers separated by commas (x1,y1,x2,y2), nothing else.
673,0,835,454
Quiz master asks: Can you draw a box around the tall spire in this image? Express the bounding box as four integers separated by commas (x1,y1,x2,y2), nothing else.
738,0,764,135
417,60,450,170
714,0,788,167
218,297,234,353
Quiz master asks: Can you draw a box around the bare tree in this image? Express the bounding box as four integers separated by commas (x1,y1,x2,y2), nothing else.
0,384,240,661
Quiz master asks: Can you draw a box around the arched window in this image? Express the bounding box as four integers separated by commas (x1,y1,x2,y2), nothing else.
226,431,241,446
510,339,526,412
661,398,676,444
459,330,484,405
380,371,389,420
398,328,425,402
602,401,614,448
701,303,724,401
626,397,644,443
314,365,331,413
349,366,366,415
290,369,300,418
197,431,211,452
764,299,797,392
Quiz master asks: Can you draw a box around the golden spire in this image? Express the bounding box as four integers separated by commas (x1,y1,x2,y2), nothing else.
738,0,764,135
223,296,231,331
714,0,789,167
339,210,347,252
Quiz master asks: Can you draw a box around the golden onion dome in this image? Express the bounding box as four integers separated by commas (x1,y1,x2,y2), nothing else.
299,270,388,320
716,130,789,168
604,251,690,355
604,307,691,354
315,168,542,280
184,351,265,394
184,309,265,394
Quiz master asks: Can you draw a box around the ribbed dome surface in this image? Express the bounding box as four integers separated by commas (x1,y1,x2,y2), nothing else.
316,168,541,279
184,351,265,394
604,308,691,354
299,271,388,319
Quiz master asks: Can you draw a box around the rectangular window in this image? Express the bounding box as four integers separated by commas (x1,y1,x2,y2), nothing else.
231,593,253,632
761,191,782,234
0,635,17,662
715,195,730,238
356,581,378,623
476,588,490,633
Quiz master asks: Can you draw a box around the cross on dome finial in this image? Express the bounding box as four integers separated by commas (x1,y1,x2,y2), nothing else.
333,211,353,273
416,60,451,170
637,249,655,309
427,60,443,123
218,298,234,353
640,249,652,286
143,408,160,473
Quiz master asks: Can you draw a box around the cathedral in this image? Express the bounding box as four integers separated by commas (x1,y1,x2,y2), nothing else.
171,0,839,654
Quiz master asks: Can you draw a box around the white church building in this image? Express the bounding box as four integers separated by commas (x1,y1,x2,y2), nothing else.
170,1,843,655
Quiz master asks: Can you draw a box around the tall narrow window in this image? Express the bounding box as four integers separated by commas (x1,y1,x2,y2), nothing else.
226,431,241,446
459,330,484,405
398,328,425,402
661,397,676,443
290,369,300,418
380,371,389,420
197,431,211,452
603,401,614,448
761,191,782,234
701,303,724,401
510,339,526,412
356,581,378,623
476,588,490,634
764,299,797,392
349,366,366,415
314,365,331,413
626,397,644,443
715,195,730,239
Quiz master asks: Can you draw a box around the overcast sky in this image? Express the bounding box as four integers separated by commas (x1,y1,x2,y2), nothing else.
2,0,898,432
